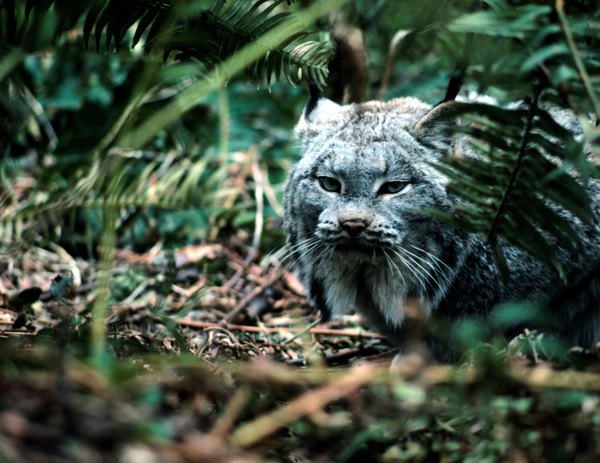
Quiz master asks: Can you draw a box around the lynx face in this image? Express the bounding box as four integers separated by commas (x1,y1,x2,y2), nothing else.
284,97,469,331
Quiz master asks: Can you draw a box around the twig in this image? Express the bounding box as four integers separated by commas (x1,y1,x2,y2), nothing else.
7,306,600,450
223,284,265,323
208,386,252,440
221,149,263,290
119,281,149,306
246,147,264,267
509,364,600,391
0,330,37,336
231,363,380,448
262,171,284,217
222,256,248,290
281,318,321,345
178,318,386,339
378,30,409,100
555,0,600,120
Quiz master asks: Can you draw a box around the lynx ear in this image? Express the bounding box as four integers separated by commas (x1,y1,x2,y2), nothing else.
413,101,459,155
295,85,341,143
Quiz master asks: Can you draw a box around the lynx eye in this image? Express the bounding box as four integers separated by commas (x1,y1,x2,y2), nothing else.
317,176,342,193
378,181,410,195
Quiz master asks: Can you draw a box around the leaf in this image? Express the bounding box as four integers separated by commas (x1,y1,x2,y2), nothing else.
131,7,161,47
430,92,596,278
501,212,566,279
521,43,569,72
83,2,105,48
9,0,336,89
449,5,551,38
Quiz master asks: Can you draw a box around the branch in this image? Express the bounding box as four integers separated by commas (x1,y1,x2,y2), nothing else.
487,87,542,247
178,318,386,339
229,359,600,448
231,363,380,448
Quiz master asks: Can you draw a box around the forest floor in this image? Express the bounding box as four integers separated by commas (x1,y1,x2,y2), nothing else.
2,239,600,462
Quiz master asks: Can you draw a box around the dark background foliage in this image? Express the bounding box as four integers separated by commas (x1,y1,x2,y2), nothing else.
1,1,600,462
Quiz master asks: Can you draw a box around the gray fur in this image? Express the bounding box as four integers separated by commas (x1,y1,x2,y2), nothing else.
283,96,600,358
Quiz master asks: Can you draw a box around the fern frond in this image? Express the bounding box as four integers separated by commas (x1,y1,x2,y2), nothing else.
4,0,333,88
0,148,227,245
84,0,333,88
429,100,595,278
449,0,600,109
158,0,334,88
429,0,600,275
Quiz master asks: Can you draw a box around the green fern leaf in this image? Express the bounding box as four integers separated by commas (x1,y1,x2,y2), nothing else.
131,7,160,47
431,99,595,277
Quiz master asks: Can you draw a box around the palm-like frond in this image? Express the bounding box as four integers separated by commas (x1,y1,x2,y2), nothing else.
4,0,334,88
0,147,227,246
428,100,596,278
427,0,600,275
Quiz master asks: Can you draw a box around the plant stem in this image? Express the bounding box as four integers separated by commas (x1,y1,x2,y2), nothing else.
487,87,542,246
555,0,600,119
90,206,117,370
218,84,230,162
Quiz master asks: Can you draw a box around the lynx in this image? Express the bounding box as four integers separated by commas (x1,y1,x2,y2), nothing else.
283,91,600,359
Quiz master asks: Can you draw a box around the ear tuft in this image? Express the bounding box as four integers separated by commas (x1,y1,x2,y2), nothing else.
295,88,341,146
305,84,321,119
300,85,340,123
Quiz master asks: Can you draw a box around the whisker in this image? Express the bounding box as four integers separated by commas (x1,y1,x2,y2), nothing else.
409,244,455,275
266,237,321,279
404,246,454,298
392,248,436,295
383,249,406,288
390,248,424,292
408,244,456,289
278,238,321,264
402,247,441,281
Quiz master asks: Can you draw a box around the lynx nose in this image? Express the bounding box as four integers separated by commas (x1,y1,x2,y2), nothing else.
339,217,371,235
